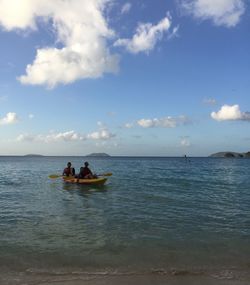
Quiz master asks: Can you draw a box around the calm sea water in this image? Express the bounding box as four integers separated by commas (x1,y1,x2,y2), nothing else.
0,156,249,283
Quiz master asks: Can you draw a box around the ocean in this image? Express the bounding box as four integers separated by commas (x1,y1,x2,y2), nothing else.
0,156,249,285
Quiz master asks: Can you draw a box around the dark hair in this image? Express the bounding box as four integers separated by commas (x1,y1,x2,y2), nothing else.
84,161,89,166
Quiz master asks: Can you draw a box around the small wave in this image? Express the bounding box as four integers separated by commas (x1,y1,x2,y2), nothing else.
211,270,235,280
24,266,248,280
0,268,247,285
0,266,248,285
151,268,205,276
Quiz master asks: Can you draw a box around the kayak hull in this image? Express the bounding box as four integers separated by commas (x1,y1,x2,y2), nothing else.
63,177,107,185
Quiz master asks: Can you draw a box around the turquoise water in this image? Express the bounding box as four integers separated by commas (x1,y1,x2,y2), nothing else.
0,156,250,283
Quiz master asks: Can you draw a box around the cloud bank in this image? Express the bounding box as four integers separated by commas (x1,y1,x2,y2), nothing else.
114,14,172,54
17,126,115,143
211,104,250,121
0,0,119,88
181,0,245,27
17,130,85,143
137,115,190,128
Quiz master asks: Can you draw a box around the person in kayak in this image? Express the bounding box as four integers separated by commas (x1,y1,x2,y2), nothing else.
78,162,97,179
62,162,75,177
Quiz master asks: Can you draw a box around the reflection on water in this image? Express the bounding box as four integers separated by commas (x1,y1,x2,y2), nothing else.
62,182,109,194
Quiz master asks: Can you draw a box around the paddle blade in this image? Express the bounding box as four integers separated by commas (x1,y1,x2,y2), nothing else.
99,173,112,177
49,174,62,179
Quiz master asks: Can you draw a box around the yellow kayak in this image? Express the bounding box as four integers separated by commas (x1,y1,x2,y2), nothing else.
63,176,107,185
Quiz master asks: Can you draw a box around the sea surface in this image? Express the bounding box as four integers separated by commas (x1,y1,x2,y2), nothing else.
0,156,249,284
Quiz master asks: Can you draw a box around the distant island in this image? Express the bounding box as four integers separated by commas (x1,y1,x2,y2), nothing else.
24,154,44,157
85,153,110,157
210,151,250,158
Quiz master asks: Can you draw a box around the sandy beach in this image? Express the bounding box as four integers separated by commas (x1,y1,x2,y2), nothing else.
2,273,250,285
1,268,250,285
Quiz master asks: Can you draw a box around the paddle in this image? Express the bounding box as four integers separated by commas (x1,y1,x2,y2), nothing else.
99,172,112,177
49,174,64,179
49,173,112,179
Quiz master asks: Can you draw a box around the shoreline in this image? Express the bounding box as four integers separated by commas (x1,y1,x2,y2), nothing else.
1,270,250,285
1,266,250,285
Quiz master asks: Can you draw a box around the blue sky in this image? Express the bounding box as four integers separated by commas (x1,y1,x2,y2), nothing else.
0,0,249,156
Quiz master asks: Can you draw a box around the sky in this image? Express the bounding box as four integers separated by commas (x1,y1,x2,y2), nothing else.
0,0,249,156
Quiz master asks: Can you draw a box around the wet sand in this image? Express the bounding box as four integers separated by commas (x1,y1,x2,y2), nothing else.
1,271,250,285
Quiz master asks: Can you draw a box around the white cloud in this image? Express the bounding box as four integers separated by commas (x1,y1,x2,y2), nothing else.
211,104,250,121
121,2,131,14
182,0,245,27
0,0,37,31
137,115,190,128
87,129,115,140
0,112,19,125
46,130,85,142
17,130,85,143
0,0,119,88
114,14,172,54
87,123,116,140
17,126,116,143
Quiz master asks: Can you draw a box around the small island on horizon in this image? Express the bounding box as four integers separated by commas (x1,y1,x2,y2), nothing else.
210,151,250,158
85,153,111,157
24,154,44,157
18,152,250,158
